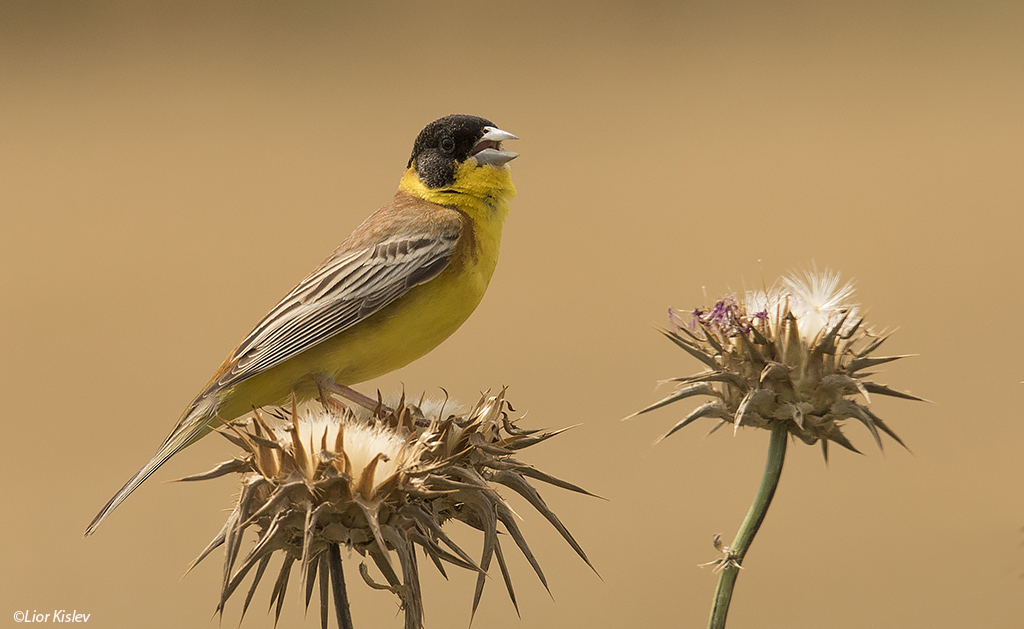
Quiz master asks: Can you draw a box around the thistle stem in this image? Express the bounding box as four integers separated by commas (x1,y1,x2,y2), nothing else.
707,423,789,629
328,543,354,629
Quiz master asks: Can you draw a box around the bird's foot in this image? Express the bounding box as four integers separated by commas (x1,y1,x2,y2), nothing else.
316,379,391,415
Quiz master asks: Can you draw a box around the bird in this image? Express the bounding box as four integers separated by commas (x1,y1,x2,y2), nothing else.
85,114,518,536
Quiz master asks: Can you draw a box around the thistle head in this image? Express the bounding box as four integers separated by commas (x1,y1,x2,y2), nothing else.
182,390,596,629
634,268,924,458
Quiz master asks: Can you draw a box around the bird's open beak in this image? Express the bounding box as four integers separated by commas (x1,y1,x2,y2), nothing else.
470,126,519,166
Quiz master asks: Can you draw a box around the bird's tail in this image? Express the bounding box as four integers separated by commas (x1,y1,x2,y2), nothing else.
84,399,218,537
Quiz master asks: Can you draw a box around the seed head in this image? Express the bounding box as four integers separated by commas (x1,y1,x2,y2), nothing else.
630,268,924,458
180,389,597,629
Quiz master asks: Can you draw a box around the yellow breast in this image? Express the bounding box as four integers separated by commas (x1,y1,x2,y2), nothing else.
218,161,515,416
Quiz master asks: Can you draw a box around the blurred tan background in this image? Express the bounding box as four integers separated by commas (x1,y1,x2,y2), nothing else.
2,1,1022,627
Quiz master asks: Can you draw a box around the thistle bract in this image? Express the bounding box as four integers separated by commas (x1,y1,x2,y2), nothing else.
182,390,595,629
633,269,923,458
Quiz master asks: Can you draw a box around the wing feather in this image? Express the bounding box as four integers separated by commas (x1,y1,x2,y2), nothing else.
215,221,461,390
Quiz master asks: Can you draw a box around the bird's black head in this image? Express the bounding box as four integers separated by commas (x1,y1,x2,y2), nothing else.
408,114,517,189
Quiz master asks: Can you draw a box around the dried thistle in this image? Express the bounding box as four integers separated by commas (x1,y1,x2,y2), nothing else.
630,267,925,459
629,268,924,629
181,389,596,629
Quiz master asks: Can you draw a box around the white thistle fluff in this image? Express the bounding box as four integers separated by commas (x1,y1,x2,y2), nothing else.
746,267,858,344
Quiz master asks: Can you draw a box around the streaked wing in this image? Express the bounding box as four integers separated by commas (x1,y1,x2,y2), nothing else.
214,226,460,390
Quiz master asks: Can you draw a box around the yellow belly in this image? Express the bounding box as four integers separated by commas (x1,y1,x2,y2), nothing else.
213,162,514,421
216,222,501,419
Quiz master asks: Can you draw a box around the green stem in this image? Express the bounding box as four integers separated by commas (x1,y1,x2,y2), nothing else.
707,423,789,629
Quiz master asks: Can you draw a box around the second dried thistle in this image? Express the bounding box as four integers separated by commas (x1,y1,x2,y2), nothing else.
631,269,925,457
630,268,924,629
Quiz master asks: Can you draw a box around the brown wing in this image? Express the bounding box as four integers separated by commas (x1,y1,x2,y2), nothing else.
213,194,463,391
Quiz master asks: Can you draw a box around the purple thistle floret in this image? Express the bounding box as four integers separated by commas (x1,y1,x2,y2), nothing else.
668,307,688,331
707,299,734,329
686,296,758,337
688,307,704,331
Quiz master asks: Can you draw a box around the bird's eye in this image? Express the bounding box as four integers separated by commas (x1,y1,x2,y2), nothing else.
440,137,456,153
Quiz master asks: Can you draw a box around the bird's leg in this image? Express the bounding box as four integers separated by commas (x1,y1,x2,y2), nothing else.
314,387,351,414
314,378,430,428
316,378,391,415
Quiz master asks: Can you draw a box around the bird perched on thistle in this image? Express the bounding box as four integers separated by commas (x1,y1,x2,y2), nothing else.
85,114,518,536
